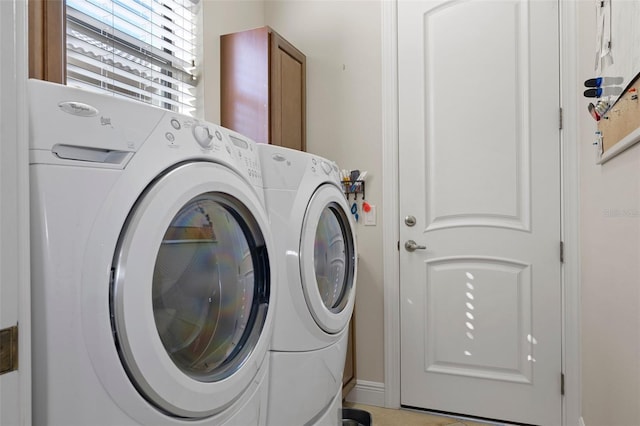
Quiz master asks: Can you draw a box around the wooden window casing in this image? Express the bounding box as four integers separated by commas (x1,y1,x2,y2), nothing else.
28,0,66,83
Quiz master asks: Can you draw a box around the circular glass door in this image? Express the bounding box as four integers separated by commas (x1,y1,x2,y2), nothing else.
109,162,272,418
313,202,353,313
300,184,356,334
152,193,266,383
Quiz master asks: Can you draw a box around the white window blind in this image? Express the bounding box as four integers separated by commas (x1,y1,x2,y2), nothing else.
66,0,199,116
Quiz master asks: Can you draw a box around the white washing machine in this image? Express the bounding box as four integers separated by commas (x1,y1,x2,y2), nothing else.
29,79,276,425
257,144,357,426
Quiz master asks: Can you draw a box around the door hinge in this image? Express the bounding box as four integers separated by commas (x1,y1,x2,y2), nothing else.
561,372,565,395
559,107,563,130
0,325,18,375
397,240,400,251
560,241,565,263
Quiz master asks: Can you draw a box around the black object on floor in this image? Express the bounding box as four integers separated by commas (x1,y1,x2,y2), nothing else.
342,408,372,426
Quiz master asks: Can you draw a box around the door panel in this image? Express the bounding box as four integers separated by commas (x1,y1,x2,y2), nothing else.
424,257,532,383
423,0,531,232
398,0,561,424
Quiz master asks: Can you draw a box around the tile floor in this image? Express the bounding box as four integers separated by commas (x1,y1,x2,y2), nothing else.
343,403,508,426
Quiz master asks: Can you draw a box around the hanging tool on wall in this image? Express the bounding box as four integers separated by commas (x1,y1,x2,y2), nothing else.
351,201,359,222
588,100,610,121
583,76,621,121
583,86,623,98
340,169,370,223
584,76,624,87
341,169,367,200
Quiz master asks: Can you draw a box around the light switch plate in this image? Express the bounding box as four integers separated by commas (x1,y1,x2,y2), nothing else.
364,205,376,226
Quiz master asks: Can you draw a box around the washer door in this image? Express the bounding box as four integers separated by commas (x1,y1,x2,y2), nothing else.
300,184,357,334
111,162,271,418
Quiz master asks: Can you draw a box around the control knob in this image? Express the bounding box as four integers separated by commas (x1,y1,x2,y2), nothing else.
192,124,213,149
320,160,332,175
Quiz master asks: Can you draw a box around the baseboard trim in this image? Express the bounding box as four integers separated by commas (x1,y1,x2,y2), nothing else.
578,416,586,426
345,380,385,407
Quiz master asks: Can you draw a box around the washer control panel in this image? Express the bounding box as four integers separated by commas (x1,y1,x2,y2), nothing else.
226,134,261,181
160,116,262,186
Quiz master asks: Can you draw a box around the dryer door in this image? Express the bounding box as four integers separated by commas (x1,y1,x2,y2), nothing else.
110,162,272,419
300,184,357,334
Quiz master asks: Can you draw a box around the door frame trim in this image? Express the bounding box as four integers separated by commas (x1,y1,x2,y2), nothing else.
381,0,401,410
380,1,581,424
1,0,32,423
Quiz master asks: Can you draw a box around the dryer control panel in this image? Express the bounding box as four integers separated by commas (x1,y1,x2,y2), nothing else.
309,155,340,184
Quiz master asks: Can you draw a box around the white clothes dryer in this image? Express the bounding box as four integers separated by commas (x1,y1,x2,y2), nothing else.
258,144,357,426
29,80,276,426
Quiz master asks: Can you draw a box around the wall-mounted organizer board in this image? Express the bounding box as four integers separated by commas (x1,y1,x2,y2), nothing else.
595,0,640,164
597,75,640,164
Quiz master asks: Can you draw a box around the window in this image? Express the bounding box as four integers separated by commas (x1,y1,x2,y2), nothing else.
66,0,199,116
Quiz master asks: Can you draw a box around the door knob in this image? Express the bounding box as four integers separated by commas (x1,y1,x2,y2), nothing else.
405,240,427,252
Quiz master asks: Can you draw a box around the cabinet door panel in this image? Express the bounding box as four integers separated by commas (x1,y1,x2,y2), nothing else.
220,27,269,144
271,31,306,152
221,27,306,152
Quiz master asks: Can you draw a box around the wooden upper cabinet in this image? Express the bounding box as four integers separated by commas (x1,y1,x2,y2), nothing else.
221,26,306,152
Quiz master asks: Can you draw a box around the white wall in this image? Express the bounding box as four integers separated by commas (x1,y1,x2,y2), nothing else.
200,0,385,384
264,1,385,384
578,2,640,426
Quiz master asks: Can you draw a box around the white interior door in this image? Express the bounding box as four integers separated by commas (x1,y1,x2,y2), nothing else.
398,0,562,424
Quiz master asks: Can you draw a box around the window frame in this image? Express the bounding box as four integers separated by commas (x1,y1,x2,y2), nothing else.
29,0,66,83
29,0,198,115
